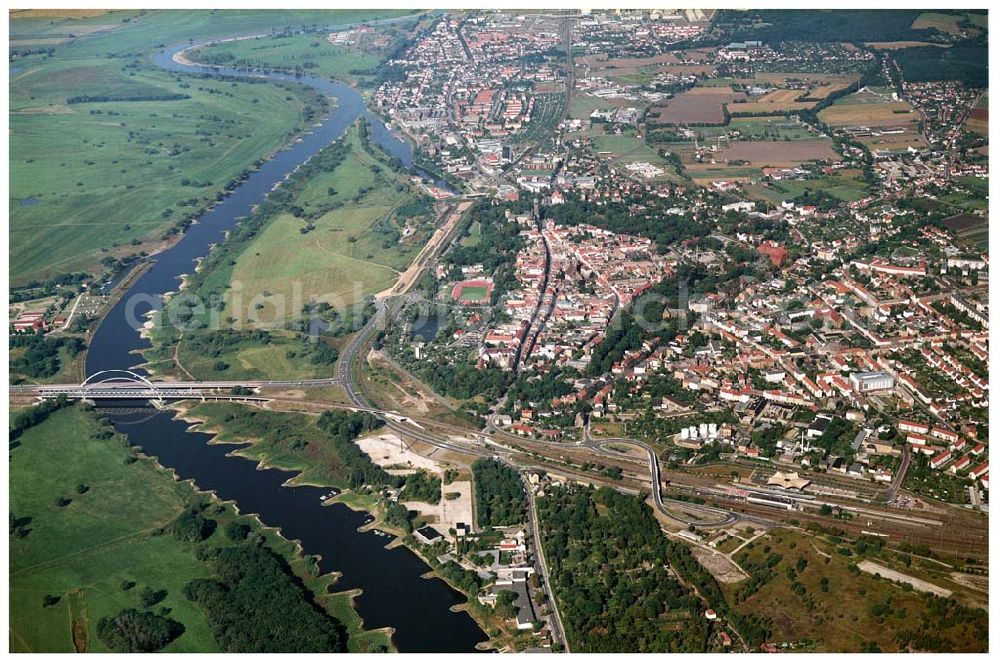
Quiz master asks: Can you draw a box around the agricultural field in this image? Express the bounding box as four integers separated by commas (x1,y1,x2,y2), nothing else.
649,86,746,125
753,72,860,101
727,528,987,652
667,116,818,144
911,11,984,37
942,211,989,251
713,138,840,166
8,9,128,49
819,88,921,128
864,41,951,50
730,100,816,115
577,50,717,83
937,177,989,217
858,129,929,153
966,91,988,135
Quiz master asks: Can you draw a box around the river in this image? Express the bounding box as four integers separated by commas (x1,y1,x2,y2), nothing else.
84,41,487,652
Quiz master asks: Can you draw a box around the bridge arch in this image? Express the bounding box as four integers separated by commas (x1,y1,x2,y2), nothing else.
81,370,162,400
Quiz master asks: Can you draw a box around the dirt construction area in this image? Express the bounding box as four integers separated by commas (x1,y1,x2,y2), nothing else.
357,433,440,472
857,560,953,598
355,432,475,535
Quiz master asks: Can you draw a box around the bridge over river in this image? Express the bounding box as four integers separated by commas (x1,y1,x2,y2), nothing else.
11,369,343,402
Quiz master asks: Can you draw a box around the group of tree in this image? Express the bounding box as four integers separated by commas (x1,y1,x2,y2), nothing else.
472,459,526,527
10,332,85,379
96,608,185,652
536,485,711,652
184,544,346,652
316,410,395,489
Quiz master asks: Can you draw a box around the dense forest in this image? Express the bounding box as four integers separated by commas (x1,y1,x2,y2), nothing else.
895,44,988,87
184,544,346,652
472,459,526,527
536,486,709,652
716,9,932,43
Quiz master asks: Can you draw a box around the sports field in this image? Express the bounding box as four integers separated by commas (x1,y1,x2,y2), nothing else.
451,279,493,304
459,285,489,302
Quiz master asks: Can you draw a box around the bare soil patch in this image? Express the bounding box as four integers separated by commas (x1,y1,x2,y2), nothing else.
715,138,839,165
650,87,745,125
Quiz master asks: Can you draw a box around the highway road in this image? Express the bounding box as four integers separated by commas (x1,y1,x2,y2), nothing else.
589,436,739,529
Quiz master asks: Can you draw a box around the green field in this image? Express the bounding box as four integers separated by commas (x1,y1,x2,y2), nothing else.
591,133,644,156
460,220,482,247
143,122,430,381
458,285,489,302
189,33,384,87
747,172,870,205
9,403,392,652
168,332,340,382
9,406,217,651
11,10,417,58
226,126,421,326
11,64,322,285
9,9,417,286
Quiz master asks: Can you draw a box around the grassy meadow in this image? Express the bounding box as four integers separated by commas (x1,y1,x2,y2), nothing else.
9,9,416,285
9,405,219,651
226,126,424,326
143,121,433,381
188,33,383,87
10,62,322,284
8,403,392,652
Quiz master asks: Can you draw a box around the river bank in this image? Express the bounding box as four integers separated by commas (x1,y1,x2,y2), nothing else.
79,29,488,651
171,400,509,650
10,403,395,652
